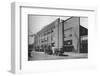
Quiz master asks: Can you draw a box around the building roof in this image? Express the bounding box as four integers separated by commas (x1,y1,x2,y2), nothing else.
36,18,60,35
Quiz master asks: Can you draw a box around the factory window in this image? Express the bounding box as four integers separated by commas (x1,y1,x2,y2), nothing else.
64,40,72,45
44,32,46,36
47,30,51,34
51,29,53,33
64,28,72,41
69,34,72,37
64,34,72,38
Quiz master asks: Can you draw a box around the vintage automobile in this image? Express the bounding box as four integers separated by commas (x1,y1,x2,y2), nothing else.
28,44,33,57
54,48,64,56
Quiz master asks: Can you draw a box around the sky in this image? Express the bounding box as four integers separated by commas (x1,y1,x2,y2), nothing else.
28,15,70,35
80,17,88,28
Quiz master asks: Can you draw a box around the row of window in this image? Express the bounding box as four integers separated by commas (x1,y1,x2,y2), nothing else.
38,27,55,38
36,27,55,44
39,36,55,43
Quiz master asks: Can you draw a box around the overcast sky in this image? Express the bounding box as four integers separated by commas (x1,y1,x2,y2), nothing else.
28,15,70,35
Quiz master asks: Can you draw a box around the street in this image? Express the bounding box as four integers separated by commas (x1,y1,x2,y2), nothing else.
28,51,88,61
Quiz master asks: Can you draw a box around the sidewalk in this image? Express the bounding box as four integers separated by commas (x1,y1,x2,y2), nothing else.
29,51,88,61
64,52,88,58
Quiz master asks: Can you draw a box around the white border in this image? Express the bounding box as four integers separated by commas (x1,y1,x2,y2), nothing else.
11,2,97,74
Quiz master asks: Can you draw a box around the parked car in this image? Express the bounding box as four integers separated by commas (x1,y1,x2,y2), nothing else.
54,48,64,56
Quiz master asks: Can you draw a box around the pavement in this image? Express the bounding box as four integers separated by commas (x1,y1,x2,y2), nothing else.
28,51,88,61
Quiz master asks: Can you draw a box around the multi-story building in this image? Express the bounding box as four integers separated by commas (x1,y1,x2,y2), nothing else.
33,17,88,53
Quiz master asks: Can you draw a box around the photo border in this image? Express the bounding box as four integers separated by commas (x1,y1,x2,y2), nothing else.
11,2,96,74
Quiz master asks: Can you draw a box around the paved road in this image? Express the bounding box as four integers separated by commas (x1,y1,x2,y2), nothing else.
28,51,88,61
